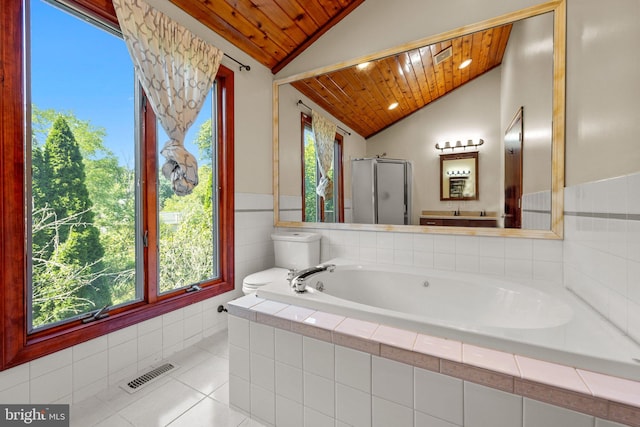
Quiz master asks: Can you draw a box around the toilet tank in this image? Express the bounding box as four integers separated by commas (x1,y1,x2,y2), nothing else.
272,232,321,270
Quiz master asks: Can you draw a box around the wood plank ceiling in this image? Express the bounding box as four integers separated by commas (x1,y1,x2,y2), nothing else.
168,1,511,139
292,23,513,138
168,0,365,74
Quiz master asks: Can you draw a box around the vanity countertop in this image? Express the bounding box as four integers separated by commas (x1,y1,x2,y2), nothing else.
420,210,498,220
420,215,496,220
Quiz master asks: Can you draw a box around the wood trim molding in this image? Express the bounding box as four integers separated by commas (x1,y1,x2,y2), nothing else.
0,1,235,370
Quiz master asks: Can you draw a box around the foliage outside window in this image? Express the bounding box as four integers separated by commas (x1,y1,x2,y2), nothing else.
0,0,234,369
301,114,344,222
158,112,218,293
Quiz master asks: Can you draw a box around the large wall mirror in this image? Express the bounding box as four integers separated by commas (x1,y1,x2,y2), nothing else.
273,0,565,239
441,152,479,201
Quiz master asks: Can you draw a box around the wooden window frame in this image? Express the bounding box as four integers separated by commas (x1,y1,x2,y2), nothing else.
0,0,234,370
300,113,344,223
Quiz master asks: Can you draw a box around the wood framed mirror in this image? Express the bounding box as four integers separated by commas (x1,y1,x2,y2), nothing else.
273,0,565,239
440,152,479,201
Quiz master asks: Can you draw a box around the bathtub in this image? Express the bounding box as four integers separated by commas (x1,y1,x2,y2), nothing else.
256,258,640,380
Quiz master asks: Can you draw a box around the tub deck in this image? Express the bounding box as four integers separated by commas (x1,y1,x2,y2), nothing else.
255,258,640,381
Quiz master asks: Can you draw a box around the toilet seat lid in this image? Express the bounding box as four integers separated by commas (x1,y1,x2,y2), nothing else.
243,267,288,286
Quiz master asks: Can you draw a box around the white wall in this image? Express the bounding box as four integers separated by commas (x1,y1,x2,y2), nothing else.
565,0,640,186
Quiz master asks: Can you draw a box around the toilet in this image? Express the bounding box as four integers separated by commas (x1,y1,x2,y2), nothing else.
242,231,321,295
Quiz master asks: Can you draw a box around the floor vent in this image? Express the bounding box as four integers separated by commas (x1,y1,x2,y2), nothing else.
120,363,178,394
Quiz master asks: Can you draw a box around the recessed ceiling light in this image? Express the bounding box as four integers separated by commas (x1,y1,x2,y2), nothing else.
388,102,399,110
459,59,472,69
357,62,371,70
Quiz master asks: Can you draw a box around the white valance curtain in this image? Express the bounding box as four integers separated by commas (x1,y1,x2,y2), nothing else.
311,110,337,199
113,0,223,196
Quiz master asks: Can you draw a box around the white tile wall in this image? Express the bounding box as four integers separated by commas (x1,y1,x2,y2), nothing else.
275,362,303,403
303,372,335,417
522,190,552,230
372,396,413,427
277,226,564,287
463,382,523,427
523,398,594,427
372,356,413,408
335,382,371,426
236,192,278,290
231,315,631,427
414,367,464,425
276,394,303,427
303,337,334,379
335,346,371,393
564,172,640,342
0,296,230,405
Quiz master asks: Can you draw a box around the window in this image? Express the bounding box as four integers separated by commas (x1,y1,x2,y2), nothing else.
0,0,234,369
301,113,344,223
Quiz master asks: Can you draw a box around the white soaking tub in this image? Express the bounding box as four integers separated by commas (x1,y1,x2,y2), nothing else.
256,258,640,380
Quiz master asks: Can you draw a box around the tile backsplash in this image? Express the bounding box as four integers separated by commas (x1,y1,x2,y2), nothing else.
564,172,640,343
281,228,564,286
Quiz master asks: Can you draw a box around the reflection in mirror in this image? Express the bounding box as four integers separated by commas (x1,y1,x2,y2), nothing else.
440,152,479,201
274,1,565,239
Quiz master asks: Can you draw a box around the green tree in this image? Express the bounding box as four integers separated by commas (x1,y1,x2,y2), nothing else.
32,116,111,320
159,165,214,292
32,106,136,307
193,118,213,167
32,106,108,160
304,134,318,221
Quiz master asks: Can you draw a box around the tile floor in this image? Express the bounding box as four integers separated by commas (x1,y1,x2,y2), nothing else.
70,330,264,427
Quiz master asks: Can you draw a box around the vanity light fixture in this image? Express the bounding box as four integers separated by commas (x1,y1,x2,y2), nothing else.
435,138,484,151
446,169,472,176
388,102,399,110
357,62,371,70
459,58,472,69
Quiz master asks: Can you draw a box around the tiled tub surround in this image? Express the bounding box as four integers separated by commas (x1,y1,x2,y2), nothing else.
228,296,640,427
255,258,639,378
564,172,640,344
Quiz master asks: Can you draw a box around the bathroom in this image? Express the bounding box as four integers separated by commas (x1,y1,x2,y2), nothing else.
0,0,639,426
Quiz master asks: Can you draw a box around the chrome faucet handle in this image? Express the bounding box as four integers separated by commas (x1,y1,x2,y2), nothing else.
289,264,336,293
323,263,336,272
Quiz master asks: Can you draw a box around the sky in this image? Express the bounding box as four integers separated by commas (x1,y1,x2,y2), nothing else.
30,0,210,167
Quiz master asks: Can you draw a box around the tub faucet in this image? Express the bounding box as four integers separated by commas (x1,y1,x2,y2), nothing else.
289,264,336,293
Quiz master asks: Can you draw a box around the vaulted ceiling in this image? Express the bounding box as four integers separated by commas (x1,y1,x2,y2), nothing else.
170,1,512,139
292,24,512,138
169,0,365,74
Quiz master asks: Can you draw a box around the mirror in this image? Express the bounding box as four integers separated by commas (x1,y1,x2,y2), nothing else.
440,152,479,201
274,1,565,239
